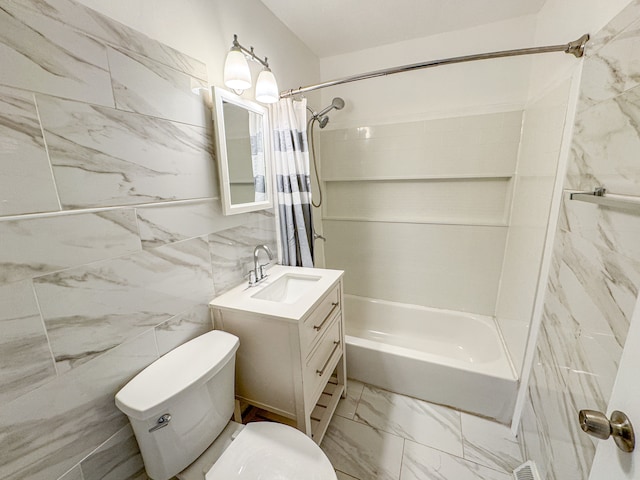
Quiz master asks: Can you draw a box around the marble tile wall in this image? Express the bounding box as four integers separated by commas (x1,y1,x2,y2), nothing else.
520,2,640,478
0,1,277,479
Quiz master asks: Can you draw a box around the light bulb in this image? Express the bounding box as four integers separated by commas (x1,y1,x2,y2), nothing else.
255,68,279,104
223,48,251,91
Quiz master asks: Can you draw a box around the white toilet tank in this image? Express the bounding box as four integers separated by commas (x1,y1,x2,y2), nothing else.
115,330,240,480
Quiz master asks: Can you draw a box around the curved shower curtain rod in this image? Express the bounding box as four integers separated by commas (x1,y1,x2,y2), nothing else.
280,33,590,98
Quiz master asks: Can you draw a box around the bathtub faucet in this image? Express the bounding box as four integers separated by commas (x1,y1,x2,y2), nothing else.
250,244,273,286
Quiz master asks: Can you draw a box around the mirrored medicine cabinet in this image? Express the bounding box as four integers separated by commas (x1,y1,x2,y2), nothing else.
212,86,273,215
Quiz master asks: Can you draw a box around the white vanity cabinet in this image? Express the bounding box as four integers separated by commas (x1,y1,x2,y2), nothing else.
209,266,346,444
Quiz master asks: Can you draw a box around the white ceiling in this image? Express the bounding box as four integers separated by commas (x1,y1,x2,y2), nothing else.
259,0,548,58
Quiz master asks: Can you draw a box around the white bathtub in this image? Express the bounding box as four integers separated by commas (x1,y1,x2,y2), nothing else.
344,294,518,423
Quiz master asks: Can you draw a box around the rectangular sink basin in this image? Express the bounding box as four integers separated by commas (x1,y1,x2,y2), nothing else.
252,274,321,303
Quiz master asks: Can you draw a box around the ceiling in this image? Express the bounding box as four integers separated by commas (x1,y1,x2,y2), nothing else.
259,0,548,57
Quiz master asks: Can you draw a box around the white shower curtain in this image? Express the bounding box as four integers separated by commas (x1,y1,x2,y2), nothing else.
270,98,314,267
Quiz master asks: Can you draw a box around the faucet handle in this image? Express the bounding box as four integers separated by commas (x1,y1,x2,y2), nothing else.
259,263,271,279
245,270,257,285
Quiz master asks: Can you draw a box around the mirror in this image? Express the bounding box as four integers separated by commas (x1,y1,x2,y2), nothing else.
212,87,272,215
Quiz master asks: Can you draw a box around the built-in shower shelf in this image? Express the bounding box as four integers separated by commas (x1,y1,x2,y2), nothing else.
322,216,508,227
323,173,513,182
570,187,640,212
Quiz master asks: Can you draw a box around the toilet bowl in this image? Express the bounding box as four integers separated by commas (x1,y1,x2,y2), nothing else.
115,330,336,480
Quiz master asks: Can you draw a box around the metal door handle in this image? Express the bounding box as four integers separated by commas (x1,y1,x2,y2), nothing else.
579,409,635,452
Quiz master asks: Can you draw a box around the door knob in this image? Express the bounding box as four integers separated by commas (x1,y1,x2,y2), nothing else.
579,409,635,452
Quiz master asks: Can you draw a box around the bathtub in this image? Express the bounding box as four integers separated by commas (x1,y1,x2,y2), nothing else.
344,294,518,423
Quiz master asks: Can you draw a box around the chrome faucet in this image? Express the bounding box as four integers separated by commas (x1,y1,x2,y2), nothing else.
250,244,273,285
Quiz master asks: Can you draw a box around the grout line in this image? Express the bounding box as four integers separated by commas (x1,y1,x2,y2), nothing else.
33,93,63,212
459,411,466,459
104,46,117,109
321,216,508,227
398,438,406,480
0,196,219,223
132,206,144,252
30,279,60,377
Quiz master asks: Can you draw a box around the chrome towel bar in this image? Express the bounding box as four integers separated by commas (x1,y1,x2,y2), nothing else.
570,187,640,212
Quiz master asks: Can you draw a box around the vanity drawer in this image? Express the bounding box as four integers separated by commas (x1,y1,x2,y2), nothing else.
304,314,342,405
300,283,340,354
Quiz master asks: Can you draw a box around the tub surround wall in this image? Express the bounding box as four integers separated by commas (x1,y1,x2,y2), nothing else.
321,111,521,316
520,2,640,478
495,79,572,374
0,0,315,478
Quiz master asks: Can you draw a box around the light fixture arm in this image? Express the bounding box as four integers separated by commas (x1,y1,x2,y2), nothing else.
232,34,270,70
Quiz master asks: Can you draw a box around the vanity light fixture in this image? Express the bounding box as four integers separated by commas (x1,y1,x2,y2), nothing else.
223,34,279,104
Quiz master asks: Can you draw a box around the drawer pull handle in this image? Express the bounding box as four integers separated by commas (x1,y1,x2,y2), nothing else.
316,341,340,376
313,302,339,331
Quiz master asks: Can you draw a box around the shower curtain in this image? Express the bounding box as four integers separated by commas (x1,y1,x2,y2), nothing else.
270,98,314,267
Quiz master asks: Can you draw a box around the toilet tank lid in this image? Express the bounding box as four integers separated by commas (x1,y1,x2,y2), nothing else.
115,330,239,419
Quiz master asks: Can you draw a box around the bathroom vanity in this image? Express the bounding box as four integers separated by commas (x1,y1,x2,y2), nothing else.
209,266,346,444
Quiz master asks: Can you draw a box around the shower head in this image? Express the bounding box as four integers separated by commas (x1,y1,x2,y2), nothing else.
317,97,345,117
317,115,329,129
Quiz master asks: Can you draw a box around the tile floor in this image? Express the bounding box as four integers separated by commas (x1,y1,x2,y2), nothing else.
320,380,523,480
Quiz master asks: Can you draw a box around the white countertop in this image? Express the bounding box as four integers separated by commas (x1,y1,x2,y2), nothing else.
209,265,344,322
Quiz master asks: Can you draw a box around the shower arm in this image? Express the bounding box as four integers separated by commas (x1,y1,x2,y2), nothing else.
280,34,590,98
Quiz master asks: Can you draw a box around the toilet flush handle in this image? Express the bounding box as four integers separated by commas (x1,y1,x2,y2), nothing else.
149,413,172,433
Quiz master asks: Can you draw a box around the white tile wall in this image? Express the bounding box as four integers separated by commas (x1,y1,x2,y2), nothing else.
324,220,507,315
325,178,511,224
495,79,572,373
321,111,522,316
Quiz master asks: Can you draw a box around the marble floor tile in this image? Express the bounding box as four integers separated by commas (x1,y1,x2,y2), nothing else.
0,280,57,405
108,47,208,127
355,385,463,457
36,95,216,209
0,4,114,107
0,85,59,217
0,210,141,285
460,413,522,473
335,379,365,420
321,415,404,480
401,440,511,480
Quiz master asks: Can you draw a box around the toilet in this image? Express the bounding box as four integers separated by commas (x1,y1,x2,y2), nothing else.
115,330,337,480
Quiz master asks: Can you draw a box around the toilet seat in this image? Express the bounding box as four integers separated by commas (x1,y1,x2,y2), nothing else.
205,422,337,480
